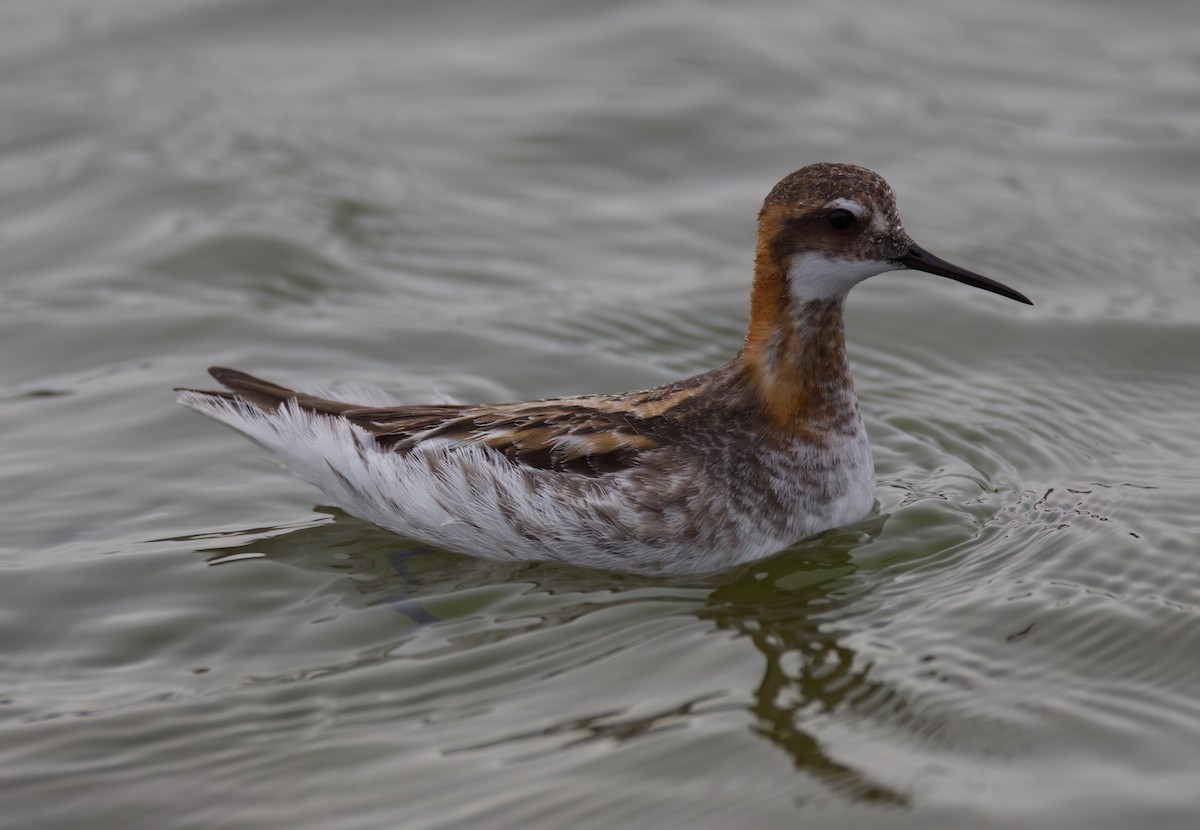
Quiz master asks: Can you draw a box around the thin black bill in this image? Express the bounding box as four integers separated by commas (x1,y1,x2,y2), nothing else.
898,244,1033,305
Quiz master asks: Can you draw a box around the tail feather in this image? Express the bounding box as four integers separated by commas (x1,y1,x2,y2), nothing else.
176,366,363,416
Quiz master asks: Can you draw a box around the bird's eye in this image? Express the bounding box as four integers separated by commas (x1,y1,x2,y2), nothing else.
828,209,857,231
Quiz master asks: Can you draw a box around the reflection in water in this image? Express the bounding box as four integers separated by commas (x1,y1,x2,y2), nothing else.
445,691,729,756
699,521,908,807
175,508,908,806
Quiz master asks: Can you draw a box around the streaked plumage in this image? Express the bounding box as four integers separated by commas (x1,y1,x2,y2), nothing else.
178,163,1031,575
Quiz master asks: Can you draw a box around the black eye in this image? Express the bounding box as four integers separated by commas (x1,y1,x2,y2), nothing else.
828,209,856,231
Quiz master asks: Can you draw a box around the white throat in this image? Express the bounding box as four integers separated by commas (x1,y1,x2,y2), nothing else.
786,252,895,303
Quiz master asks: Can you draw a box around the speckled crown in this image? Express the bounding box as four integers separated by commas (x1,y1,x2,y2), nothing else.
762,162,898,217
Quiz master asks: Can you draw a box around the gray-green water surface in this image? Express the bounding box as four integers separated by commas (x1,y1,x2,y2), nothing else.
3,1,1200,827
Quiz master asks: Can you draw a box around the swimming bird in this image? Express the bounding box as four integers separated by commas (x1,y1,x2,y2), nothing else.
178,163,1031,575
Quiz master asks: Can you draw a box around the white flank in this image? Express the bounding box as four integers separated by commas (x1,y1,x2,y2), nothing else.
177,392,545,546
179,392,675,572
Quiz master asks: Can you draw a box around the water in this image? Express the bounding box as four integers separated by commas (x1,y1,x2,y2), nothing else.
3,0,1199,827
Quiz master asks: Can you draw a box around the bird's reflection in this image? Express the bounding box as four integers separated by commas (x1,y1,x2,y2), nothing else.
698,522,908,806
173,507,906,806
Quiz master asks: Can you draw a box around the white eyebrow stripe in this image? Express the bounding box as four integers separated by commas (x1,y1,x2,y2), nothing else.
825,197,867,218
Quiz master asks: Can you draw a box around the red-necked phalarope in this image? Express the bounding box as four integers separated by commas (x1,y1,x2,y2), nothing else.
178,163,1031,575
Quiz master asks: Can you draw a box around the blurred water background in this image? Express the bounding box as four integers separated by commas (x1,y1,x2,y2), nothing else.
2,0,1200,827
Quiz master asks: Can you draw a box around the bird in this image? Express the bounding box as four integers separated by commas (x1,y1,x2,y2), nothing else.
178,163,1031,576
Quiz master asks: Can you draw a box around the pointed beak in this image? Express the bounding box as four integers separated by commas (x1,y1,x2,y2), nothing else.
897,244,1033,305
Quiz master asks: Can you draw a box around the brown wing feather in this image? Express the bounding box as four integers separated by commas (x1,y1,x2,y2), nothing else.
192,367,662,476
357,403,660,475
